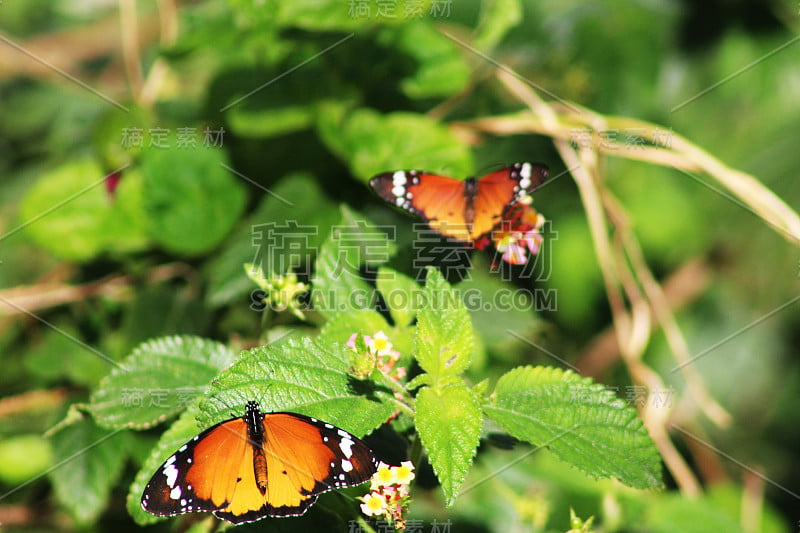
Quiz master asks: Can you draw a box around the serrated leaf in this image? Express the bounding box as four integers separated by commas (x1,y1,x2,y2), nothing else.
483,366,662,489
200,336,395,437
316,107,473,181
416,384,482,506
311,205,395,319
376,266,422,328
141,145,246,256
127,408,204,525
205,173,338,307
48,418,130,525
89,336,235,429
415,268,475,382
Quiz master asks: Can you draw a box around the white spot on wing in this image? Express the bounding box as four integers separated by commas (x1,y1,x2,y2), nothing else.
519,163,532,189
341,459,353,472
392,171,407,186
169,486,181,500
339,436,354,459
163,463,179,488
392,185,406,197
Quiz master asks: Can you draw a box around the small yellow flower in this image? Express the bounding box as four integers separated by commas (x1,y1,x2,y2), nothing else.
371,462,395,490
368,331,394,357
392,461,416,485
360,491,387,517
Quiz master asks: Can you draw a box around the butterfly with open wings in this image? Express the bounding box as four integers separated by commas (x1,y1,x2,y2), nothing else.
369,162,548,244
141,401,378,524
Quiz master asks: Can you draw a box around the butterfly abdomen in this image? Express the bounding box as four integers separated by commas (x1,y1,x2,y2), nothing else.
245,401,269,494
463,177,478,231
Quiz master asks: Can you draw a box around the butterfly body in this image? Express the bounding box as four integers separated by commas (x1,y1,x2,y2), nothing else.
369,162,548,243
141,401,378,524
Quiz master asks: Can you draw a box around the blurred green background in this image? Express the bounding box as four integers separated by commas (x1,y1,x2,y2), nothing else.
1,0,798,531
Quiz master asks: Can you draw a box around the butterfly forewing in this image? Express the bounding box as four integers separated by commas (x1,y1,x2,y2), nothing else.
141,404,379,525
370,170,472,240
141,419,245,517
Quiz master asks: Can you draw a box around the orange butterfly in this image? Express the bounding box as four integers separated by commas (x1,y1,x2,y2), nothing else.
369,162,548,243
141,401,378,524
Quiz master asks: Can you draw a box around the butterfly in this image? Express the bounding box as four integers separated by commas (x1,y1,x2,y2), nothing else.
369,162,548,243
141,401,379,524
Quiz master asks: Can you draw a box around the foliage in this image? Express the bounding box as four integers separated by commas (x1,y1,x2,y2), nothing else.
1,1,798,532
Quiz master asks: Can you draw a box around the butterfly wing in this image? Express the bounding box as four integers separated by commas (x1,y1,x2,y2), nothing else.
141,417,249,518
370,170,472,242
471,162,549,240
141,411,378,525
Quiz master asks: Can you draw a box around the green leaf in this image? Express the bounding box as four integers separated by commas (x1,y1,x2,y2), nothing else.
89,336,235,429
376,266,422,328
200,336,395,437
319,309,414,362
206,173,338,307
23,325,109,387
0,434,53,485
224,59,355,139
458,255,542,357
117,285,210,356
319,309,391,345
127,407,204,525
275,0,432,30
473,0,523,50
643,492,745,533
99,169,151,254
415,268,475,382
379,22,470,99
483,366,662,489
317,107,474,181
311,205,396,319
18,158,148,261
48,417,130,525
416,383,482,506
141,145,246,256
92,105,152,169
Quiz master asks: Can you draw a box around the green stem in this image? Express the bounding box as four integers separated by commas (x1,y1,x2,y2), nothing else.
407,433,423,468
261,304,274,333
356,515,377,533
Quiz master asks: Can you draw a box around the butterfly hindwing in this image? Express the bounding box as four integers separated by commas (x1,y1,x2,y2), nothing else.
141,404,378,525
472,162,548,239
